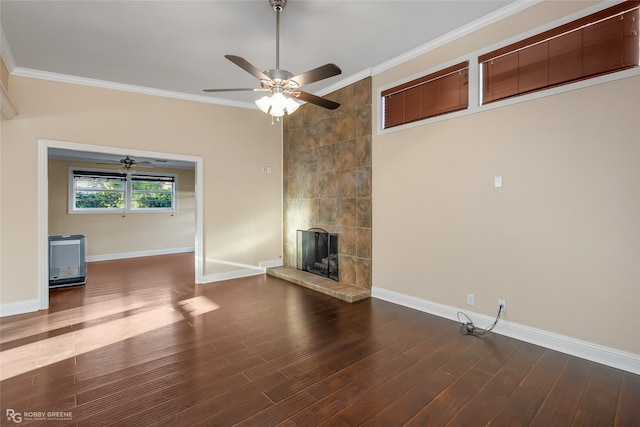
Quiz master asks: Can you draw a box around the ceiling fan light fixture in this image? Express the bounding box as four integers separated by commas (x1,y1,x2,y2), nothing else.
255,92,300,117
282,94,301,114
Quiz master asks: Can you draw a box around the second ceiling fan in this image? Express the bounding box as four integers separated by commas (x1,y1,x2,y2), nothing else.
204,0,341,117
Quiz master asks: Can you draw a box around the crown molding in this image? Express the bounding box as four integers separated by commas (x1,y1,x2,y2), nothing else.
11,67,258,110
0,25,17,72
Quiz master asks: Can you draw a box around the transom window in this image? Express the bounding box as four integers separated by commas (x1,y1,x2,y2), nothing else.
480,1,639,104
382,61,469,129
69,169,177,213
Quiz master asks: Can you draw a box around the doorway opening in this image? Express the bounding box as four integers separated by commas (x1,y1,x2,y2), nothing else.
38,139,204,310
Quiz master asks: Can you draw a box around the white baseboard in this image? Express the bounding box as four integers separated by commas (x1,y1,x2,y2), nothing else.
201,258,283,283
259,258,284,269
201,267,265,283
0,298,41,317
372,286,640,375
86,247,195,262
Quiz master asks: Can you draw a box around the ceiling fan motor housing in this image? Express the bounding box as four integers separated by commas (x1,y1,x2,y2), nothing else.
270,0,286,12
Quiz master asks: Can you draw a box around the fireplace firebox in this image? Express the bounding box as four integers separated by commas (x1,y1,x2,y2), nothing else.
297,228,339,281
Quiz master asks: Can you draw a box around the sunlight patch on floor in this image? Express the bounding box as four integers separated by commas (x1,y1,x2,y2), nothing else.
0,305,184,381
177,296,220,317
0,294,162,344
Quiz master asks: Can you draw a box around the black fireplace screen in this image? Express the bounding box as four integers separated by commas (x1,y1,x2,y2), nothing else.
297,228,339,281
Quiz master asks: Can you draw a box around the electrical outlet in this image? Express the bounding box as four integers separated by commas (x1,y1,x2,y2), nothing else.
467,294,475,306
498,299,506,312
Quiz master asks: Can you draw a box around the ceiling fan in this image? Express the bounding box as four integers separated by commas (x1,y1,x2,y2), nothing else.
96,155,153,170
203,0,341,117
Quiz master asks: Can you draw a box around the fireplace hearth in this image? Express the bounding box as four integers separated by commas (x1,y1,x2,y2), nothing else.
297,228,339,282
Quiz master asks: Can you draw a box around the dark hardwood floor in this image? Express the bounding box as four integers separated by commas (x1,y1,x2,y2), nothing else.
1,253,638,426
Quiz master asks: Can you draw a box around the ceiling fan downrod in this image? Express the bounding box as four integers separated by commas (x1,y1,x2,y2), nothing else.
270,0,286,70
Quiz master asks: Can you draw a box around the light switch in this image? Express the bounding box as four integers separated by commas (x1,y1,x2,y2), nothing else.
494,176,503,188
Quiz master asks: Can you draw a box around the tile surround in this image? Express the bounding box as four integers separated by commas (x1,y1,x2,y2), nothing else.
283,78,372,293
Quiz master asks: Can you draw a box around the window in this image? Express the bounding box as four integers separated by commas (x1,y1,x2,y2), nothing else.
70,169,176,213
130,175,175,210
382,61,469,129
480,1,639,104
72,171,126,210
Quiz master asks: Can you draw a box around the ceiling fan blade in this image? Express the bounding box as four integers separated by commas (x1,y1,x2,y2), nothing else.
203,88,266,92
225,55,270,81
290,63,342,87
294,91,340,110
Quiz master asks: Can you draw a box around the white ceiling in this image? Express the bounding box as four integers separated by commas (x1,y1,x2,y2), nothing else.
2,0,521,165
1,0,517,107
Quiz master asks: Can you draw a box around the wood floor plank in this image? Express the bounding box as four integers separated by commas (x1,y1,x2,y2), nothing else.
403,368,493,426
532,357,594,426
473,332,524,375
290,354,418,426
103,373,250,426
192,393,274,427
303,347,400,400
360,369,456,426
242,330,363,382
445,388,507,426
234,391,317,426
484,341,545,397
488,386,546,427
577,363,623,423
439,333,500,377
318,416,352,427
572,410,614,427
1,253,637,426
615,372,640,426
149,371,289,426
521,348,569,396
263,339,385,403
336,332,478,426
72,355,265,424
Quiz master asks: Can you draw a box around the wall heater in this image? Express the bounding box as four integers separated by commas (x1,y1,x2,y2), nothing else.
49,235,86,288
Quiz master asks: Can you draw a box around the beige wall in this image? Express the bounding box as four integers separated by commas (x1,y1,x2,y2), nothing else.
372,1,640,355
1,76,282,305
48,159,195,257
